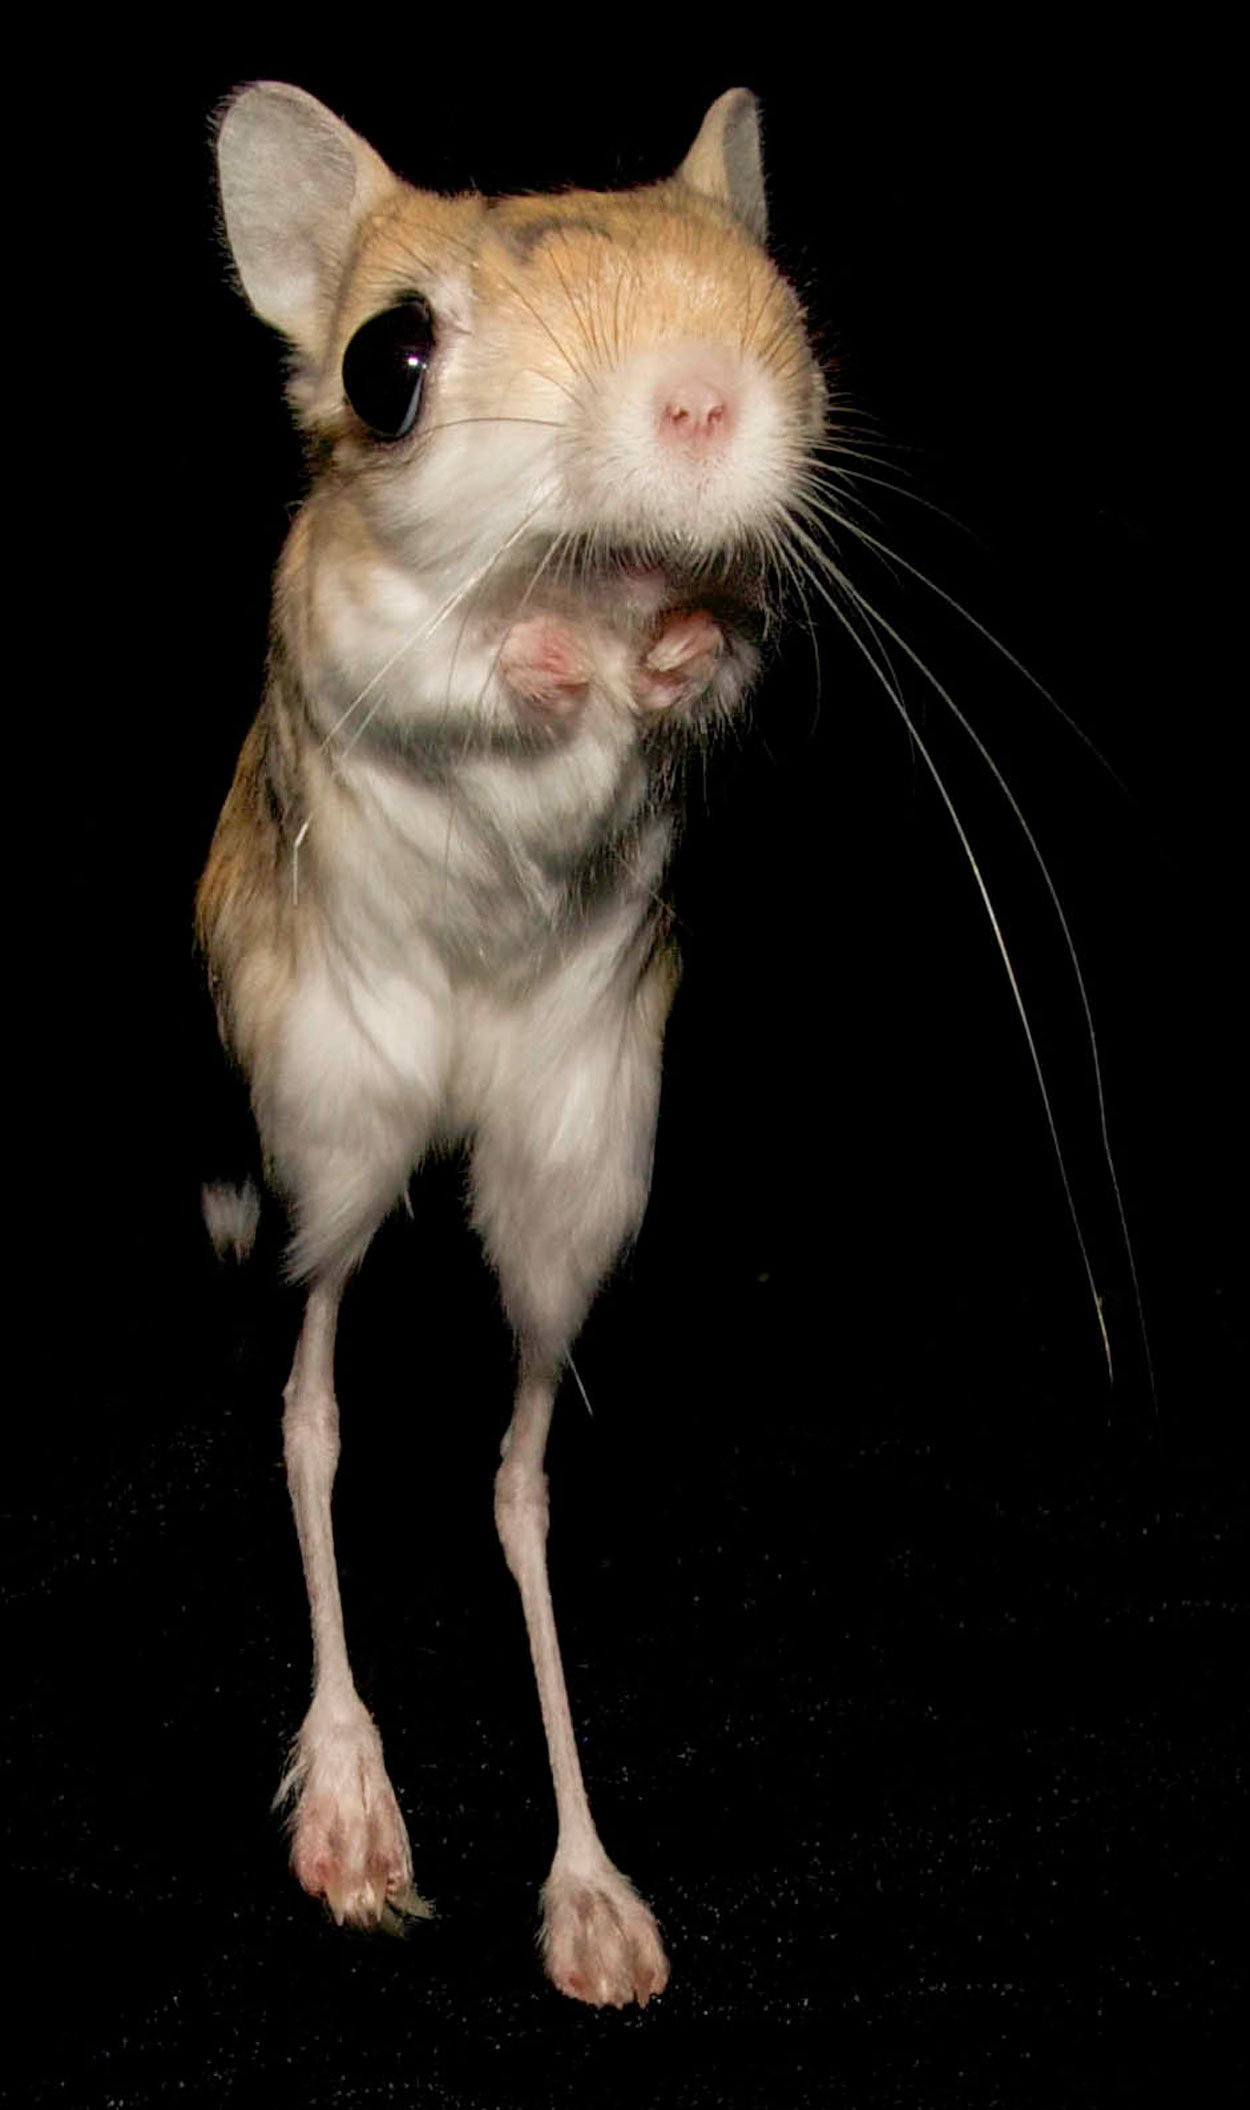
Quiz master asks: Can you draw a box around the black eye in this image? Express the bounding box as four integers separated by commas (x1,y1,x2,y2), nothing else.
342,295,434,439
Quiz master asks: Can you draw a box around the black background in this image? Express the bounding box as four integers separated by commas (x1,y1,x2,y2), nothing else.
8,28,1240,2106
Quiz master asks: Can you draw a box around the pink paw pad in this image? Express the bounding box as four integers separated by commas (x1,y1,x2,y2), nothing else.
541,1862,670,2008
500,616,592,719
635,612,724,711
283,1715,430,1932
291,1796,412,1925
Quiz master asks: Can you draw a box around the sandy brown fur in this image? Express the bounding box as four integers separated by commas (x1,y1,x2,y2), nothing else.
198,84,822,2001
195,645,309,1080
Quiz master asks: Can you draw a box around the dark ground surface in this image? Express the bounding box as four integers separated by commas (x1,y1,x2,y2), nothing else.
6,1207,1242,2107
10,33,1240,2110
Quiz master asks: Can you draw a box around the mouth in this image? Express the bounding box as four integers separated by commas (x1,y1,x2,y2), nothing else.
587,541,770,630
494,532,771,655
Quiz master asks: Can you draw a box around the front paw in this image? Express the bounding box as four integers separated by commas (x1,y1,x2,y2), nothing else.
500,615,593,721
633,611,724,712
278,1703,430,1932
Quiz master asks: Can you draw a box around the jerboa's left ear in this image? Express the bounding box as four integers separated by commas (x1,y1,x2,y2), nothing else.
676,89,767,242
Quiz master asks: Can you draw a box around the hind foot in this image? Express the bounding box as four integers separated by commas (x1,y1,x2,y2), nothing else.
541,1858,670,2007
280,1700,430,1931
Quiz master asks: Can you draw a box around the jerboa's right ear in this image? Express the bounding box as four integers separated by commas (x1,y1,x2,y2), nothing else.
217,83,398,357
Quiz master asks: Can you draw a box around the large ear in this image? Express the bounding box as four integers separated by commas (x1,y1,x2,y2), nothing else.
216,83,398,354
676,89,767,243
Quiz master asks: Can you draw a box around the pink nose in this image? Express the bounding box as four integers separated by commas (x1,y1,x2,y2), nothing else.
655,369,737,450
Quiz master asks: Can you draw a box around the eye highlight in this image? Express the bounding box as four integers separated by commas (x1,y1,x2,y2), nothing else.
342,295,435,439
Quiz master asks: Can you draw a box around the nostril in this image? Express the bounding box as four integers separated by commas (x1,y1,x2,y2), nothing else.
656,373,736,447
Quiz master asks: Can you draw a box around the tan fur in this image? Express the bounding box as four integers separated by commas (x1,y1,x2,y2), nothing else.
199,131,819,1153
200,85,823,2004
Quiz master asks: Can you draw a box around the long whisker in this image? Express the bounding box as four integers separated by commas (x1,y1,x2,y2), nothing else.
783,518,1116,1380
422,415,566,434
807,455,979,536
325,491,558,763
796,480,1132,794
469,521,577,727
758,520,824,729
794,523,1154,1400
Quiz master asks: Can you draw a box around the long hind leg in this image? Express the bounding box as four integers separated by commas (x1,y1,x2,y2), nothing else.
277,1275,429,1928
493,1364,669,2005
471,949,675,2005
265,969,450,1928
